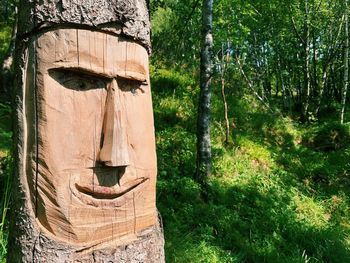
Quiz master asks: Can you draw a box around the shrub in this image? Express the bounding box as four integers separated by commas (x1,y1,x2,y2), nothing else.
303,122,350,152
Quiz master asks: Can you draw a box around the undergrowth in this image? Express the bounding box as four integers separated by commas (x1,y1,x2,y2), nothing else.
0,156,11,262
0,102,11,262
152,66,350,262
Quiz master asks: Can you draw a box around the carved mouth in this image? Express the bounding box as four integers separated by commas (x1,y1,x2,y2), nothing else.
75,177,148,200
71,177,149,207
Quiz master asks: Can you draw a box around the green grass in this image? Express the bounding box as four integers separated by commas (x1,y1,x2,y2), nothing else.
152,66,350,262
0,102,11,158
0,156,11,262
0,102,12,262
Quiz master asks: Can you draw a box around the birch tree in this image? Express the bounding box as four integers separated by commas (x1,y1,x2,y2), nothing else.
196,0,214,183
341,0,349,124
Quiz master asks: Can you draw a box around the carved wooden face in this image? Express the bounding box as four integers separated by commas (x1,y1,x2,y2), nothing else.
24,29,157,245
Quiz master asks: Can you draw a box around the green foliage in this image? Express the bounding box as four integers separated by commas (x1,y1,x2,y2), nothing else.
0,155,12,262
303,122,350,152
152,67,350,262
151,68,197,131
151,6,174,36
0,25,11,61
0,0,15,62
0,102,11,262
150,0,202,67
0,103,11,157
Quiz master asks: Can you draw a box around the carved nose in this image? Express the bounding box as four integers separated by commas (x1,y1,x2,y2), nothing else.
98,79,130,167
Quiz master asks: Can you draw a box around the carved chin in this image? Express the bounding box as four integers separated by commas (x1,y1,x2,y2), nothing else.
70,177,149,208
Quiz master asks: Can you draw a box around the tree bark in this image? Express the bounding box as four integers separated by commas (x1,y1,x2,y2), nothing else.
16,0,151,53
8,211,164,262
278,57,289,111
8,1,164,262
196,0,213,183
302,0,311,121
221,77,230,145
219,43,230,145
341,0,349,124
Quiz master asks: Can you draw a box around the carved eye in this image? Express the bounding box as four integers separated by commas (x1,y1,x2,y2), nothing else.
50,69,107,91
63,77,106,91
117,77,146,96
131,87,137,95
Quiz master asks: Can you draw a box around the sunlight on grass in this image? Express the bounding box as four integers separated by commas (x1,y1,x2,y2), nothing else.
153,67,350,262
236,137,273,168
293,195,329,229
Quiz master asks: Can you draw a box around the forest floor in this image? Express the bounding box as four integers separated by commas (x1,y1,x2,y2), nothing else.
0,67,350,262
152,67,350,263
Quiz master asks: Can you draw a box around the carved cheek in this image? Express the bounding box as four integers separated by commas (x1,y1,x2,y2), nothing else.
123,86,156,169
38,72,107,170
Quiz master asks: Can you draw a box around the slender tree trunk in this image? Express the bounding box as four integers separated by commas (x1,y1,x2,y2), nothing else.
341,0,349,124
330,64,337,103
219,44,230,145
275,74,280,97
196,0,213,183
260,80,265,101
315,12,345,116
302,0,311,121
237,56,272,111
278,58,289,110
297,70,302,106
312,34,318,96
221,73,230,145
314,68,328,116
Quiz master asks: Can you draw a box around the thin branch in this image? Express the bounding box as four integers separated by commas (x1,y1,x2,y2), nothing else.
236,55,273,112
182,0,201,30
291,16,305,45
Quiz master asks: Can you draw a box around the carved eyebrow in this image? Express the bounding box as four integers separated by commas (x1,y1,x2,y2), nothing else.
117,70,147,83
50,67,112,80
50,66,148,83
120,61,148,82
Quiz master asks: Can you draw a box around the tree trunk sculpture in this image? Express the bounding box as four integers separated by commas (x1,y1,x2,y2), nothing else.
8,1,165,262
